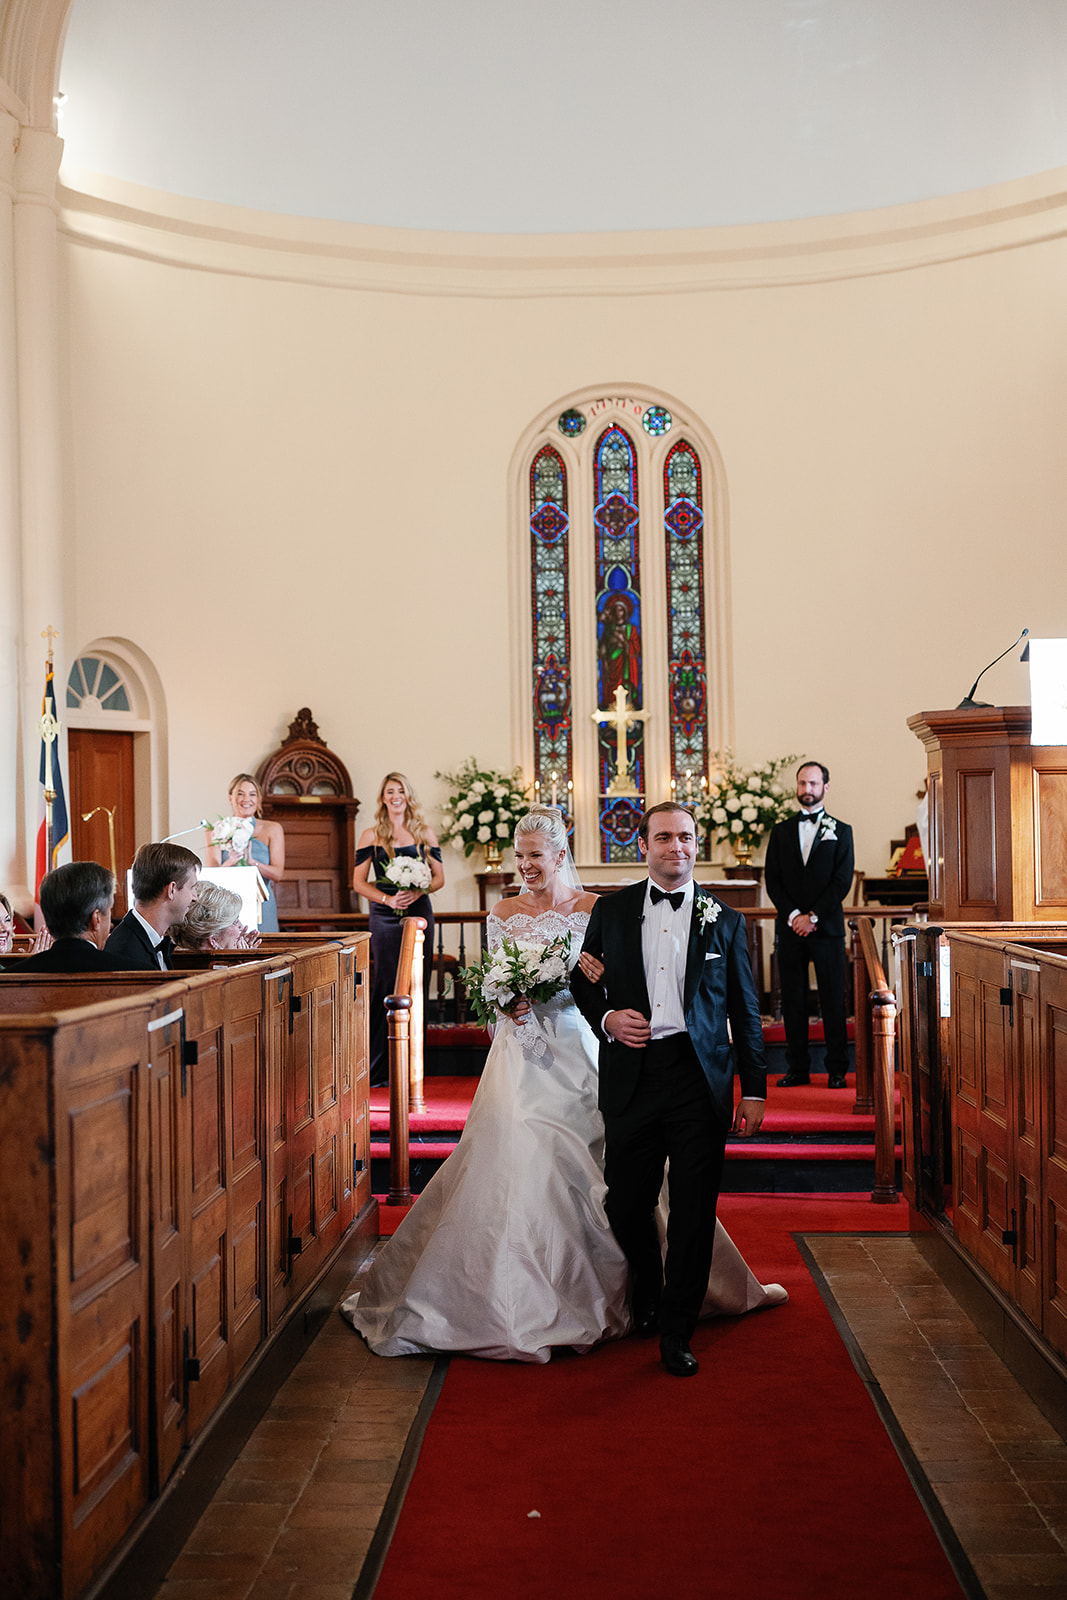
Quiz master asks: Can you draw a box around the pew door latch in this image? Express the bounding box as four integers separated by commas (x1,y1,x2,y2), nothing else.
179,1016,198,1097
1002,1208,1018,1262
182,1327,201,1404
1000,977,1013,1025
286,1211,304,1274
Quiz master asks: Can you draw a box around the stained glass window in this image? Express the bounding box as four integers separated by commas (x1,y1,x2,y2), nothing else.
642,405,672,436
529,446,572,830
593,425,644,862
663,440,707,798
557,408,587,438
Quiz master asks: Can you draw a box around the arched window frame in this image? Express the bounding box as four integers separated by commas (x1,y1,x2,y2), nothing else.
509,389,733,869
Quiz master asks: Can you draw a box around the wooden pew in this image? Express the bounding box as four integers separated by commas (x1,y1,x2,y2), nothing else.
0,936,371,1600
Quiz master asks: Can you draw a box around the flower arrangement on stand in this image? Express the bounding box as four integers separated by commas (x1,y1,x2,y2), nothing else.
435,758,529,865
697,752,798,865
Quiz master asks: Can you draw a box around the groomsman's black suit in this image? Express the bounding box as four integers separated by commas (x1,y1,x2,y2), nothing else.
105,911,175,971
20,937,125,971
571,880,766,1343
764,811,854,1082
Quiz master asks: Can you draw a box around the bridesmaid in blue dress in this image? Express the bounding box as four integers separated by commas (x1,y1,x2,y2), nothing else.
204,772,285,933
352,772,445,1087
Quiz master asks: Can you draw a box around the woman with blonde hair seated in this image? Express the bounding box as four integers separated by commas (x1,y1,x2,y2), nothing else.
175,881,262,952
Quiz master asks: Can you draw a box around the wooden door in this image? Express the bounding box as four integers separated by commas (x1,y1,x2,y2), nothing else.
67,729,136,915
284,948,343,1301
1039,961,1067,1362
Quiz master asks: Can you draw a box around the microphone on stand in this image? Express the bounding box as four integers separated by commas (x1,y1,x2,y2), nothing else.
161,820,210,844
957,628,1029,709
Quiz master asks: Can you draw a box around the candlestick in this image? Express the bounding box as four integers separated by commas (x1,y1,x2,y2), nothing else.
549,773,559,808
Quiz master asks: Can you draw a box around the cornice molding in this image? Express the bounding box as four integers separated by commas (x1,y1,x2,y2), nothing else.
56,164,1067,299
0,0,71,130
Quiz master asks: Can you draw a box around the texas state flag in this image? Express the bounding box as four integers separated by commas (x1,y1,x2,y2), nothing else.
35,661,69,900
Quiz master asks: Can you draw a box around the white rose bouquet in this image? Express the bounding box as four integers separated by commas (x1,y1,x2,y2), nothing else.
209,814,256,860
435,757,529,857
697,751,799,858
461,931,573,1028
378,855,433,917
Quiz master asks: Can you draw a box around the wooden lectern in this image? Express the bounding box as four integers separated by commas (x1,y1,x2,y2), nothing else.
908,706,1067,921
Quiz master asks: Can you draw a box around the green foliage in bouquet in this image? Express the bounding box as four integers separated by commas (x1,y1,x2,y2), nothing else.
436,757,530,857
460,930,573,1027
698,751,799,855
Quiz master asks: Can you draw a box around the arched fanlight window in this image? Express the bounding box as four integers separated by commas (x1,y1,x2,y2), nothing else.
66,654,131,713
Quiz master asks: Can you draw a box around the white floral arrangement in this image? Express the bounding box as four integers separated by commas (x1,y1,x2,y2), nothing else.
378,855,432,916
697,751,799,857
435,757,529,857
208,814,256,859
461,931,573,1027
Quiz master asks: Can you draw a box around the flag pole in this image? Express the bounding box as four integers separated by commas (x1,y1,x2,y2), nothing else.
39,625,60,873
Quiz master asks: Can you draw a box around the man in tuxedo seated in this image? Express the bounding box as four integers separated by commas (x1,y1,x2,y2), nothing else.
105,841,200,970
20,861,125,971
572,803,766,1377
764,761,855,1089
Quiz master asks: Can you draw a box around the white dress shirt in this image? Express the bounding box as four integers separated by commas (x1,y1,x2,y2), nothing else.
642,876,693,1039
131,904,169,968
788,809,823,928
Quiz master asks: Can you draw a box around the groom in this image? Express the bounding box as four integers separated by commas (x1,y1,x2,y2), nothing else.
571,803,766,1377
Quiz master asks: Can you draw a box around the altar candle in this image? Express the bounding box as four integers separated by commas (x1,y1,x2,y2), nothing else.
549,773,559,808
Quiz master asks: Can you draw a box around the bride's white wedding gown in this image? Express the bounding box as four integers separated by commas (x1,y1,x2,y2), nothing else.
341,909,786,1363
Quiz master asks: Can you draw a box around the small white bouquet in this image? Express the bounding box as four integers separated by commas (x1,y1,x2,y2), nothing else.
378,855,432,916
209,815,256,860
461,931,573,1027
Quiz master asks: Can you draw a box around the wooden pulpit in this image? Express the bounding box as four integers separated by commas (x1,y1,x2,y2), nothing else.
256,708,361,924
908,706,1067,921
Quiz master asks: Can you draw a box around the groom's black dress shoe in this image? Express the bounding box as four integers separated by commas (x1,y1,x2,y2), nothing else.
660,1335,699,1377
776,1072,811,1087
827,1074,848,1089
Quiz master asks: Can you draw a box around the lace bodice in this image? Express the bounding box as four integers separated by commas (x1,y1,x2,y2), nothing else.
487,908,589,971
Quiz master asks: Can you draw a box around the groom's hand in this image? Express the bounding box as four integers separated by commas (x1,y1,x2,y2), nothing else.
605,1009,652,1047
732,1097,765,1137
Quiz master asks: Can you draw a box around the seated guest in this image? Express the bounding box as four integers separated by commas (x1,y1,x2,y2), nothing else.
175,881,262,952
0,891,13,956
20,862,125,971
106,841,200,970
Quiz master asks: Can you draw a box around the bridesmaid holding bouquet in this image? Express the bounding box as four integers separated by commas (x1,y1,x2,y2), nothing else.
204,772,286,933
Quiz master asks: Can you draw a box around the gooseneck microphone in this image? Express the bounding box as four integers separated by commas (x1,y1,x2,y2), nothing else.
957,628,1029,709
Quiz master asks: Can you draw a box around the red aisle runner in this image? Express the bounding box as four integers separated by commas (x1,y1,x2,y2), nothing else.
372,1196,964,1600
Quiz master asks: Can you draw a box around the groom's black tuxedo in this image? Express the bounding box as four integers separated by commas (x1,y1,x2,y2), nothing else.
571,880,766,1341
571,881,766,1125
105,911,175,971
764,812,855,1080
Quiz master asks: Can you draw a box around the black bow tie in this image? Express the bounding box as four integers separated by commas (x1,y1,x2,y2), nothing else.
650,886,685,911
799,811,823,825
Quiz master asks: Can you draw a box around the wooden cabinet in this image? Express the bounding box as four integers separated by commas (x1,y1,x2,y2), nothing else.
0,936,371,1600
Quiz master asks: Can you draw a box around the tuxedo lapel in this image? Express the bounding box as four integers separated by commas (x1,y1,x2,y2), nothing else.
684,890,713,1012
616,881,651,1014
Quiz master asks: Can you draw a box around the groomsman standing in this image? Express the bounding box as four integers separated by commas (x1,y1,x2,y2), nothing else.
764,761,855,1089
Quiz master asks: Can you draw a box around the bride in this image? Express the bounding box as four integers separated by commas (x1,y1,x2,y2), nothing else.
341,805,785,1363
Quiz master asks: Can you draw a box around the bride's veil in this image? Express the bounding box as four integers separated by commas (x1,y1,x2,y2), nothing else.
520,804,583,894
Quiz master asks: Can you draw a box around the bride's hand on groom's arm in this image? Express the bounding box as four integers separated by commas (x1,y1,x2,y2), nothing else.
577,951,604,984
731,1097,765,1137
605,1009,652,1047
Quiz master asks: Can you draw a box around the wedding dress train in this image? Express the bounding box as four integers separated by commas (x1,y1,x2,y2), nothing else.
341,909,786,1363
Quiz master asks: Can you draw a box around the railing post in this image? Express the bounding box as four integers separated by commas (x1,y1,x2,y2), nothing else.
385,993,412,1206
871,991,899,1203
409,919,426,1115
849,920,874,1115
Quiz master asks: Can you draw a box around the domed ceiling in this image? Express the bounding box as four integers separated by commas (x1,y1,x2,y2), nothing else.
57,0,1067,234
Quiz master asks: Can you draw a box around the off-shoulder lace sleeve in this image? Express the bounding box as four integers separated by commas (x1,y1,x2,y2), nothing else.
486,912,506,952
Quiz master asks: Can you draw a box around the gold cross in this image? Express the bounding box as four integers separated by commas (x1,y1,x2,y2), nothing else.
591,685,649,798
41,624,58,663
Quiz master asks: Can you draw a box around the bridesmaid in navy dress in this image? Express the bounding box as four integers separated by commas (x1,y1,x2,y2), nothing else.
204,772,286,933
353,772,445,1087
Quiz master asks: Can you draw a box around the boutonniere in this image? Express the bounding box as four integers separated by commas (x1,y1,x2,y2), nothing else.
696,894,721,933
818,817,838,843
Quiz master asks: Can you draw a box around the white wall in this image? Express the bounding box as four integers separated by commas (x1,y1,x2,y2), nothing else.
56,169,1067,908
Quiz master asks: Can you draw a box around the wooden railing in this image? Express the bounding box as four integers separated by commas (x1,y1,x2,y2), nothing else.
384,916,426,1207
848,915,899,1203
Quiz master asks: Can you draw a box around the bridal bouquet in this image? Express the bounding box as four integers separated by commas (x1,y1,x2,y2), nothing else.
436,757,529,857
697,751,798,858
378,854,432,916
461,931,573,1027
208,814,256,860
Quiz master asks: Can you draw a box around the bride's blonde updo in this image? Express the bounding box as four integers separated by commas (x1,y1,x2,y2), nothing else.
514,806,568,857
